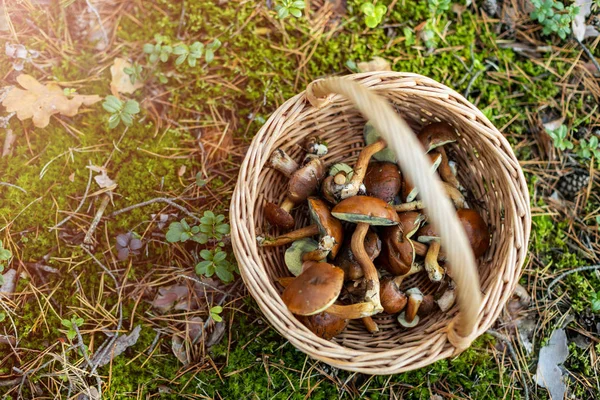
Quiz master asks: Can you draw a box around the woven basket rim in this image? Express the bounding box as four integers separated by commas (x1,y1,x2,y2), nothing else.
230,72,531,374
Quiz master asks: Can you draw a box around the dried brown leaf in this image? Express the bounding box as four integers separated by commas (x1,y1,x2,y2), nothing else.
90,325,141,367
110,58,143,96
357,57,391,72
2,75,101,128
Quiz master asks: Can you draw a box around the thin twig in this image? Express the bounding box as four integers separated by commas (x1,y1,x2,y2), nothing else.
84,0,108,47
486,329,530,400
0,181,26,193
83,194,110,245
547,265,600,298
80,246,124,375
177,274,231,296
50,169,93,230
74,324,103,395
575,37,600,74
108,197,205,223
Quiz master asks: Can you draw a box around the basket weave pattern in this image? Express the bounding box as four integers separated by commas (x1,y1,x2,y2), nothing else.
231,72,531,374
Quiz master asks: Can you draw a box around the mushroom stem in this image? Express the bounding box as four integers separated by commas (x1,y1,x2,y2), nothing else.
259,224,320,247
326,302,377,319
281,198,295,213
269,149,299,177
413,241,447,261
424,241,445,282
341,139,387,199
394,201,424,212
391,262,424,286
302,235,335,262
405,289,423,323
438,148,462,190
351,223,384,313
442,182,466,209
362,317,379,333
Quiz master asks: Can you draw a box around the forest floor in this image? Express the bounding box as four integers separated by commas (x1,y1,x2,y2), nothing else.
1,0,600,399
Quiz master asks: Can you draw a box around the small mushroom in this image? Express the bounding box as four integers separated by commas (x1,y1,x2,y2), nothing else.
302,235,336,262
284,238,321,276
364,162,402,203
402,151,443,202
379,277,407,314
326,138,388,202
397,288,423,328
321,163,354,203
457,209,490,258
298,311,348,340
259,198,343,259
417,122,457,153
335,228,381,281
265,155,326,230
417,294,436,317
330,196,400,325
436,285,456,312
268,148,299,177
437,147,463,190
415,224,445,282
379,212,425,276
282,262,344,316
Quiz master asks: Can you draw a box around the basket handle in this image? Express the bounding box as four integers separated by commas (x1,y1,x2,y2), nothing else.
306,77,482,352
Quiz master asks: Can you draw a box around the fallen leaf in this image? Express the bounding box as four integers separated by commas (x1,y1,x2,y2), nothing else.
171,334,189,365
151,285,189,313
87,165,117,189
572,0,591,42
75,387,101,400
69,173,75,182
534,328,569,400
2,75,101,128
186,316,204,344
5,43,39,72
0,269,17,297
357,57,391,72
90,325,141,367
110,58,143,96
205,321,226,348
543,117,564,132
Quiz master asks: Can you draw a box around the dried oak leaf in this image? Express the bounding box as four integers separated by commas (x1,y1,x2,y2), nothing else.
2,74,101,128
110,58,143,96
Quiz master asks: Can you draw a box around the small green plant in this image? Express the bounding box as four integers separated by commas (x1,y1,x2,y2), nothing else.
428,0,451,16
143,34,172,63
210,305,223,322
360,2,386,28
591,291,600,312
102,95,140,129
123,62,143,84
0,312,5,322
547,124,573,151
577,136,600,159
275,0,305,19
166,211,230,244
196,248,235,283
403,27,416,47
0,242,12,286
62,88,77,96
530,0,579,39
61,315,84,340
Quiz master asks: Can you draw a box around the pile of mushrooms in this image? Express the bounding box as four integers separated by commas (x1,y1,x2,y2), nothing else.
259,122,490,340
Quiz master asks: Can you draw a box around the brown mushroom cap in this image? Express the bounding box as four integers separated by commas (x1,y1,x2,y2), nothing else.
287,156,325,203
298,311,348,340
364,162,402,203
417,294,437,317
308,197,343,258
334,229,381,280
416,224,438,241
402,151,443,202
380,277,408,314
379,212,424,276
457,209,490,258
282,262,344,316
264,201,295,230
332,196,399,226
417,122,457,152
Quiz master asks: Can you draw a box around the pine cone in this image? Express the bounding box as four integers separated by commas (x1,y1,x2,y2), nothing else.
557,171,589,199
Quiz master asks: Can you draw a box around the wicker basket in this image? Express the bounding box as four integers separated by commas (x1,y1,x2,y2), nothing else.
230,72,531,374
